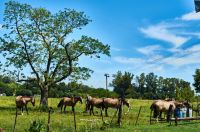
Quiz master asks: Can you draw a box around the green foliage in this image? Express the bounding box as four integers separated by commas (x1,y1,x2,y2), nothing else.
112,71,194,100
0,75,19,96
27,120,45,132
0,1,110,106
193,69,200,93
0,82,13,96
111,71,136,98
16,89,33,96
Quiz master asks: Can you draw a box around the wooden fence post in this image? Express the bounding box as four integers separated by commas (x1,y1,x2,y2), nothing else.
72,106,76,131
150,108,152,125
100,107,104,124
135,106,142,126
47,107,53,132
117,100,123,126
110,108,118,124
13,107,18,132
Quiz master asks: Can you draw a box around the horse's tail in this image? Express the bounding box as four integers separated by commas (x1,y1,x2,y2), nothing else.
150,103,158,118
57,98,64,108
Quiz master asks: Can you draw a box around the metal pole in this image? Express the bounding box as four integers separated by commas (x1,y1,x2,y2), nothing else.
104,74,109,97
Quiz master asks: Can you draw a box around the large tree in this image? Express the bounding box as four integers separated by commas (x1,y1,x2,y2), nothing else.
0,1,110,106
135,73,145,97
145,72,157,99
111,71,134,98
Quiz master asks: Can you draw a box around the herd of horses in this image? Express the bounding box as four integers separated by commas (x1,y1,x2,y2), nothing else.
15,95,130,116
150,99,191,121
15,95,190,121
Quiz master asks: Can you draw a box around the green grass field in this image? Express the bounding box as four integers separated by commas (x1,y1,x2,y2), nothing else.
1,97,200,132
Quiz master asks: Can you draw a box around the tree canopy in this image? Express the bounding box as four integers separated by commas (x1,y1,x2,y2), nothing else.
0,1,110,106
193,69,200,93
111,71,194,101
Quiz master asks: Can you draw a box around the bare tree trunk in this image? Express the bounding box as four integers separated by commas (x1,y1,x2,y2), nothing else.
40,86,49,107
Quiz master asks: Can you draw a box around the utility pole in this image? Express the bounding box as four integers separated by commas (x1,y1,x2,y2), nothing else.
104,73,109,91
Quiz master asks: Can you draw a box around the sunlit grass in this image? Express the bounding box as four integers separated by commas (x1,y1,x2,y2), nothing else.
1,97,200,131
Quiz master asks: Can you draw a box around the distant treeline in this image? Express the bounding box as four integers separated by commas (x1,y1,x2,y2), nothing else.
0,75,118,98
111,71,195,101
0,72,196,101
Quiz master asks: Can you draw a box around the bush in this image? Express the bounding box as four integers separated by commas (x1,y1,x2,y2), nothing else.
16,89,33,96
27,120,45,132
0,86,13,96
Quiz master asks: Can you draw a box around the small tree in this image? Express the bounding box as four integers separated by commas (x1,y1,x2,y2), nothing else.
0,1,110,107
193,69,200,93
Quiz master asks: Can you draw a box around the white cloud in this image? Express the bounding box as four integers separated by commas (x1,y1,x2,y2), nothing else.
111,47,121,52
161,44,200,67
0,24,2,29
162,52,200,67
113,56,144,64
186,44,200,52
137,45,161,55
140,24,190,48
113,56,164,73
181,11,200,21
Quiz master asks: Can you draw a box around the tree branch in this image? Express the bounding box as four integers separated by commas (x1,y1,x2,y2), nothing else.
15,18,40,83
33,19,52,84
17,78,37,82
51,44,73,84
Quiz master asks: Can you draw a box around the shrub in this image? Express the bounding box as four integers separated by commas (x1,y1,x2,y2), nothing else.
27,120,45,132
16,89,33,96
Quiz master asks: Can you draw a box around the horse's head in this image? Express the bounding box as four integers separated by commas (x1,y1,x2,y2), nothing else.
182,100,192,108
174,101,185,108
76,96,83,104
120,98,131,113
31,97,35,106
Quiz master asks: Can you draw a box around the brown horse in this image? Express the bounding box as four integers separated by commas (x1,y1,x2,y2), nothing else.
85,95,104,115
15,96,35,115
57,96,83,113
103,98,130,117
150,100,184,121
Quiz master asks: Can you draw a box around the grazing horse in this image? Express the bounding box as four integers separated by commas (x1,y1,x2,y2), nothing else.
15,96,35,115
150,100,184,121
57,96,83,113
85,96,104,116
103,98,130,117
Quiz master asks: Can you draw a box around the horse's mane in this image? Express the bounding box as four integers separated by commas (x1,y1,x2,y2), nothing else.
86,95,92,101
57,98,64,108
164,98,175,101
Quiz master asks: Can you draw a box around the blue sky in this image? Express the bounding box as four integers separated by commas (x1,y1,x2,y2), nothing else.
0,0,199,90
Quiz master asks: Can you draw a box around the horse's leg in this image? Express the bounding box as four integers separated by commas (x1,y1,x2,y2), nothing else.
61,105,63,113
64,105,67,113
21,107,24,115
25,104,28,115
105,108,108,117
91,106,94,115
71,106,73,113
159,112,162,119
89,105,92,115
87,104,90,113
